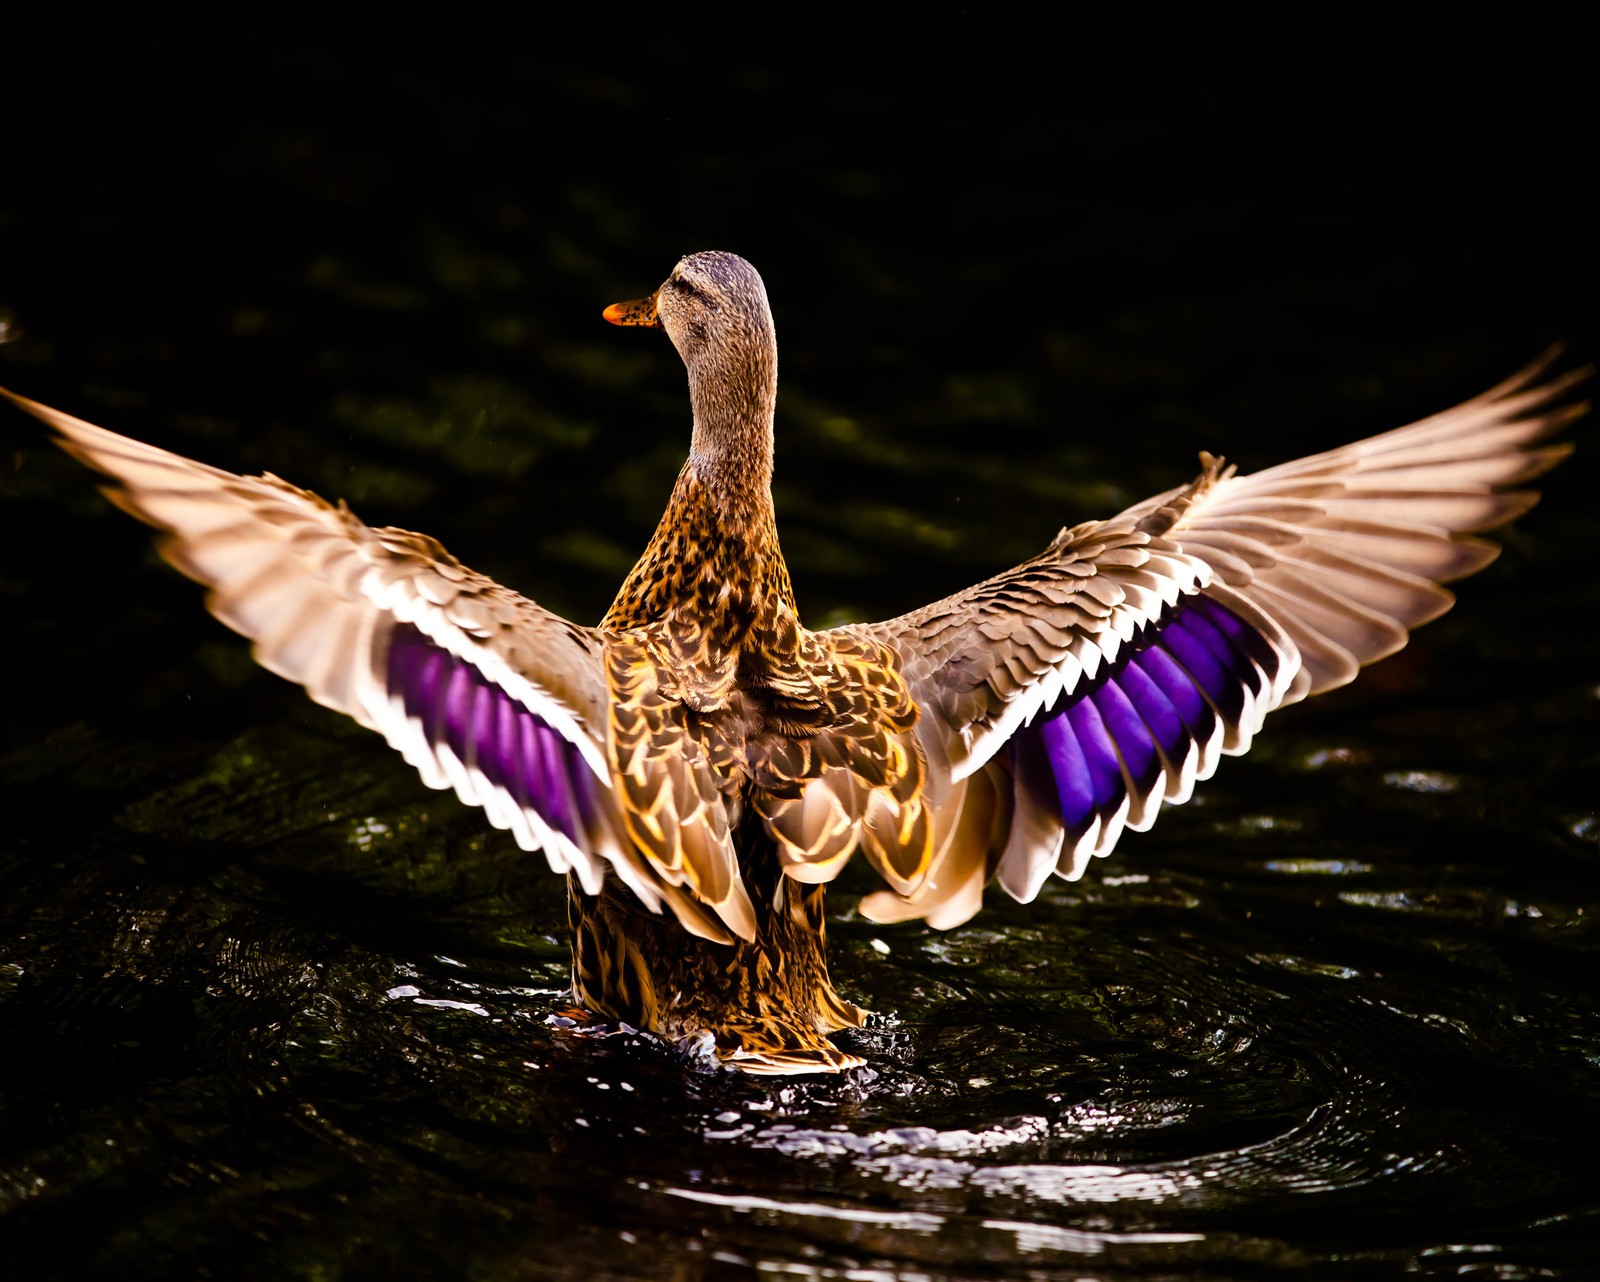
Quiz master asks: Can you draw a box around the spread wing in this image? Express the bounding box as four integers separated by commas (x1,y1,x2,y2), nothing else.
848,351,1587,929
2,388,732,939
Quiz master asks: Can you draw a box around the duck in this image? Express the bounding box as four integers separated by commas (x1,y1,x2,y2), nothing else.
2,251,1586,1073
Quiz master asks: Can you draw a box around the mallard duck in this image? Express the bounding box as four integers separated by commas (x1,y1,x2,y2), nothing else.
3,251,1586,1073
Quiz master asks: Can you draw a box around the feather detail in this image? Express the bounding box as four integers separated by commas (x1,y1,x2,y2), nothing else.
0,387,717,927
860,350,1586,921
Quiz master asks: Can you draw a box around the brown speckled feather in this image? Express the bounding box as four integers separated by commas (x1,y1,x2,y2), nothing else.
570,252,936,1070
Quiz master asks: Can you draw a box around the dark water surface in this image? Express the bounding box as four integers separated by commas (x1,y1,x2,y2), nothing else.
2,17,1597,1280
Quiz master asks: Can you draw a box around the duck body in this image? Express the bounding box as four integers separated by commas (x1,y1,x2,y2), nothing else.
2,251,1585,1073
579,254,927,1069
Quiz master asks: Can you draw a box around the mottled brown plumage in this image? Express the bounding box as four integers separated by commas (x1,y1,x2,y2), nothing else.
579,253,931,1068
4,251,1585,1073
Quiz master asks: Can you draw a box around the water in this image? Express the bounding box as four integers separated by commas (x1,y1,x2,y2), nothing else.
2,16,1597,1280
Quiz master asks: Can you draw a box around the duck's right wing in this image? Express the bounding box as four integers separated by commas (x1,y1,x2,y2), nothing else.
3,389,740,942
846,351,1586,929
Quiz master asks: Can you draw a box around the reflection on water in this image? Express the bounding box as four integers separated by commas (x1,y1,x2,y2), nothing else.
2,18,1599,1282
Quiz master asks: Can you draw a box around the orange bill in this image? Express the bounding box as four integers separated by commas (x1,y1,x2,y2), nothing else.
603,292,661,328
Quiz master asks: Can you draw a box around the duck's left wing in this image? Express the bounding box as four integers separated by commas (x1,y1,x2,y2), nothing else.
2,389,721,933
845,353,1585,929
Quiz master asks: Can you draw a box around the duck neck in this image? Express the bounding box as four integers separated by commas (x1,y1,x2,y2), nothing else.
685,345,778,525
602,350,795,641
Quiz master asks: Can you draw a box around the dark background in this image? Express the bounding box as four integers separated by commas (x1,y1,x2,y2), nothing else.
1,10,1596,1281
4,12,1593,667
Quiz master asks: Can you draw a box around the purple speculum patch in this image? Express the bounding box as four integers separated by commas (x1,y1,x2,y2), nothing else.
385,623,594,842
1022,595,1278,836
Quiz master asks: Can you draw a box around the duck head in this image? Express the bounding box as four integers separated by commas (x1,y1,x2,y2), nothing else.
606,251,778,499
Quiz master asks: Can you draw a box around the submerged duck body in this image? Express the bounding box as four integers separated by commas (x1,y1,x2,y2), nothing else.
3,251,1585,1072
